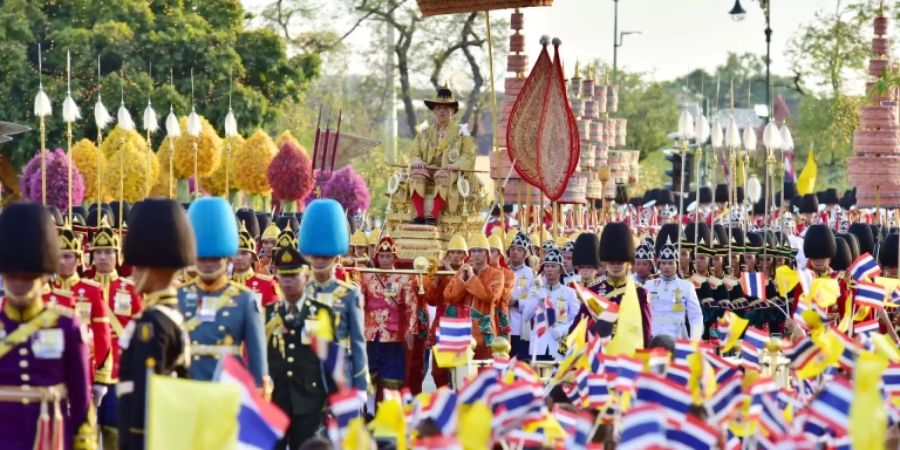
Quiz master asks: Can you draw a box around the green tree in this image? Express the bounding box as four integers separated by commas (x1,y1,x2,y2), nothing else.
0,0,319,170
785,0,880,97
793,94,861,191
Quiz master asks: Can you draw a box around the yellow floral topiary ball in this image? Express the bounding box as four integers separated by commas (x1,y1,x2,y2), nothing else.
274,130,303,153
99,126,149,157
202,135,244,196
233,129,276,195
172,116,222,179
102,141,160,202
71,138,108,202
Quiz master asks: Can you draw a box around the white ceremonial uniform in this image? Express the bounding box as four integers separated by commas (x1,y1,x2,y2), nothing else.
645,275,703,340
509,264,536,338
522,280,580,360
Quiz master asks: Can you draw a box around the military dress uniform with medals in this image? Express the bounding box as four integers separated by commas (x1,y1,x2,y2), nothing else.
179,198,268,386
507,232,536,359
645,239,704,340
90,219,142,444
115,199,193,450
0,203,95,450
300,200,369,394
265,247,334,449
522,249,580,360
233,225,280,309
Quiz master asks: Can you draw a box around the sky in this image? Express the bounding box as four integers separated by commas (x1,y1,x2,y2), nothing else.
242,0,886,93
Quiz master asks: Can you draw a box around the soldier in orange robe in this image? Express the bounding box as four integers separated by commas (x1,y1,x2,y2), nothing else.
488,234,514,341
90,219,143,448
423,235,467,388
443,233,503,359
232,224,279,308
52,223,114,404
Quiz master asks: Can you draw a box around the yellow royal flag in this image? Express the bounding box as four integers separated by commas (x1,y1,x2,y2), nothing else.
722,312,749,353
870,333,900,362
458,403,492,450
146,374,241,450
875,277,900,307
369,397,407,450
809,278,839,309
605,277,644,356
775,266,799,298
851,351,889,450
344,417,373,450
797,148,817,195
316,308,334,342
797,328,844,380
432,345,472,368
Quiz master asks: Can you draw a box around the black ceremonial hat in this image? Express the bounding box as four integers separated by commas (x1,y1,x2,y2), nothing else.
836,232,859,261
848,223,875,256
714,184,729,203
235,208,260,240
572,233,601,267
599,222,635,262
0,202,59,274
108,200,131,228
123,199,196,269
803,224,836,259
274,247,307,275
698,186,713,204
45,205,64,227
655,223,681,256
783,181,797,200
799,194,819,214
255,212,272,236
879,234,899,268
823,188,839,205
831,236,852,271
656,189,674,206
275,214,300,233
683,222,711,248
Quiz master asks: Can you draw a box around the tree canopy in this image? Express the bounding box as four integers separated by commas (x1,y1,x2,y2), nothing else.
0,0,320,166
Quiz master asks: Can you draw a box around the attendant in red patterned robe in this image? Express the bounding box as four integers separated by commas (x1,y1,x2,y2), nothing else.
361,236,417,395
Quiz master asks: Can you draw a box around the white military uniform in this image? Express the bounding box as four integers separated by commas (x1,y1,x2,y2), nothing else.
509,263,536,338
646,239,703,340
645,275,703,340
522,280,580,360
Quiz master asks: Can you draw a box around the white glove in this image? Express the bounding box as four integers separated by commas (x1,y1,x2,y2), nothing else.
92,384,108,407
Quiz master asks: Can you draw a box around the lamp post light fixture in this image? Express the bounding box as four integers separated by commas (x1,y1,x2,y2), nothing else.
729,0,773,124
612,0,641,85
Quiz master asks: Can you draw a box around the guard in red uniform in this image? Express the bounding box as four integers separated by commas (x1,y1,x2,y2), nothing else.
53,223,114,405
232,224,279,308
90,218,143,448
0,203,95,450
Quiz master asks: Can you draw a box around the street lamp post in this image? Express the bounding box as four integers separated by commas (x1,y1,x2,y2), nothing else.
730,0,773,123
612,0,640,85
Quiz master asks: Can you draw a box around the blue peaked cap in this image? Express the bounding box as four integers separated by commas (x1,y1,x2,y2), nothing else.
299,199,349,257
187,197,238,258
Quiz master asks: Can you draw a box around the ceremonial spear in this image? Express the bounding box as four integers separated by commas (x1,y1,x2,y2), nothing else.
94,57,114,222
142,63,159,197
187,69,202,199
223,70,238,206
164,69,180,200
676,107,695,258
33,44,52,206
693,108,710,259
724,80,741,267
62,50,81,224
741,109,757,236
116,73,135,253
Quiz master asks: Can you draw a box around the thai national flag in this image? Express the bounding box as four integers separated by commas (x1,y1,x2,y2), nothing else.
741,271,768,299
883,363,900,400
848,252,882,281
425,388,458,435
834,329,860,371
673,338,694,365
459,369,498,405
665,363,691,385
573,368,589,406
634,373,693,415
665,413,720,450
534,297,551,338
437,317,472,352
506,430,544,448
854,319,880,336
740,341,760,371
615,356,644,393
214,356,289,450
489,381,543,431
855,281,886,310
586,373,610,409
751,392,789,436
586,332,604,373
807,376,853,435
492,356,510,371
510,359,541,384
554,406,593,450
618,404,668,450
328,389,364,435
709,374,744,425
743,326,769,350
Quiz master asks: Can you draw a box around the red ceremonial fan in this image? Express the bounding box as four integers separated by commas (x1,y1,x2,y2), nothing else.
506,36,580,201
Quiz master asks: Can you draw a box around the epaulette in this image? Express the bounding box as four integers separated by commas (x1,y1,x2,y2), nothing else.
50,289,75,301
48,302,75,318
175,278,197,290
79,278,102,288
255,273,274,282
227,281,253,294
118,277,134,286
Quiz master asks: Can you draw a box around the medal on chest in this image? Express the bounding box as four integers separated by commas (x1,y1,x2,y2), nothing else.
114,288,132,316
32,328,64,359
672,286,685,312
197,296,219,322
